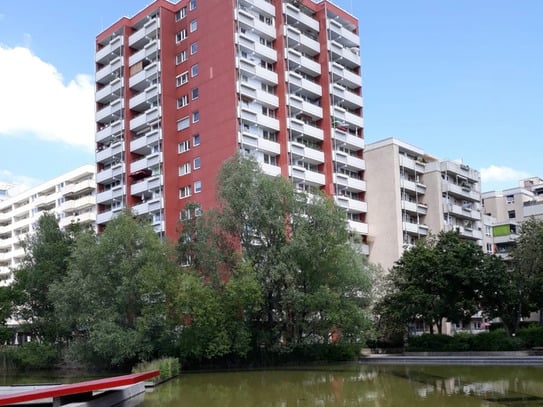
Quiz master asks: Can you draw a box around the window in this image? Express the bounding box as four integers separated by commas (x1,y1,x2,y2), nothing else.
190,19,198,32
193,157,201,169
178,140,190,152
194,180,202,193
176,50,187,65
192,111,200,123
191,64,199,77
506,194,515,204
179,162,191,176
193,134,200,146
189,0,196,11
191,87,199,99
175,6,187,21
508,210,516,219
176,29,187,43
176,71,189,87
177,117,190,131
179,185,192,199
177,94,189,108
263,154,277,165
190,41,198,55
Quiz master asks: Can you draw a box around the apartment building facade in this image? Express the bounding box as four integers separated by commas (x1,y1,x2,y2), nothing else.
365,138,482,271
0,165,96,286
482,176,543,258
94,0,367,250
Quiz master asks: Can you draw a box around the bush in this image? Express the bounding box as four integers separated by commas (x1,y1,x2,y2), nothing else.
517,326,543,348
4,342,59,370
406,334,453,352
407,330,523,352
132,357,180,383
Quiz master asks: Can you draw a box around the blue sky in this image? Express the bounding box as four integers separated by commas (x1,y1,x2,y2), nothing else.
0,0,541,193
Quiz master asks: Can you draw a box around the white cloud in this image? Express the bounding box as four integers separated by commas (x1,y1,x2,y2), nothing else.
0,46,94,150
0,170,41,196
480,165,530,190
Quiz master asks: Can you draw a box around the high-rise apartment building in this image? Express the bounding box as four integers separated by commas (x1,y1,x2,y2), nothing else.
365,138,482,270
0,165,96,286
94,0,367,250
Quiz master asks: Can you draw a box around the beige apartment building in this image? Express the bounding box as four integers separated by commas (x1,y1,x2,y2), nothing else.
0,165,96,286
365,138,482,271
482,176,543,258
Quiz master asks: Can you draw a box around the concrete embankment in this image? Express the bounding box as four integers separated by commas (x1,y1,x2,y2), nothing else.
360,352,543,366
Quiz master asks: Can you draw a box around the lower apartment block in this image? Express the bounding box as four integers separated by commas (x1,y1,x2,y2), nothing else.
365,138,483,271
0,165,96,286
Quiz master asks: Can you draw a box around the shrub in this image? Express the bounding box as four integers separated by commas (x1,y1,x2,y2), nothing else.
132,357,180,383
5,342,59,370
406,334,453,352
517,326,543,348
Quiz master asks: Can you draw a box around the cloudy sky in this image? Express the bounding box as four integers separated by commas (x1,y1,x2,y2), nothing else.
0,0,541,193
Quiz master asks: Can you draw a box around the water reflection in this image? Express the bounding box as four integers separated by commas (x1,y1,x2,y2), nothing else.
134,364,543,406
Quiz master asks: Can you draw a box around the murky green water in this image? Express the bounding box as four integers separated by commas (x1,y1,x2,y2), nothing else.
138,364,543,406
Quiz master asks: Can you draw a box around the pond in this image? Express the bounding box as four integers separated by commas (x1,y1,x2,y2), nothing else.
137,364,543,406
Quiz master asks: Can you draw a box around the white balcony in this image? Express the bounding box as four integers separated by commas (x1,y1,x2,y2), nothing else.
130,152,163,174
129,41,159,67
130,129,161,154
289,142,324,164
334,151,365,170
289,166,325,186
96,119,124,144
96,185,125,205
330,84,363,109
96,99,124,124
286,72,322,97
288,118,324,141
332,128,364,150
96,78,123,104
260,163,282,177
236,9,276,40
348,220,368,235
129,17,159,48
334,196,367,213
96,206,125,224
96,164,124,184
61,196,96,212
328,19,360,48
329,62,361,89
130,107,161,132
254,65,278,84
132,197,163,216
240,0,275,17
96,56,123,84
129,62,160,91
284,26,320,56
287,50,321,76
333,106,363,129
129,84,160,111
329,40,361,69
334,173,366,192
240,133,281,155
255,89,279,108
96,36,123,64
442,181,480,201
399,155,426,174
96,140,124,163
131,175,163,196
59,211,96,229
284,3,319,32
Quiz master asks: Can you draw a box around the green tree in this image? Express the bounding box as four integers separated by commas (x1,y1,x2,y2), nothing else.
507,217,543,329
11,212,73,343
51,211,178,368
376,231,493,335
189,154,372,348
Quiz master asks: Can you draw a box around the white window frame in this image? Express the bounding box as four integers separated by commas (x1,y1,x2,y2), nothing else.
178,139,190,152
194,180,202,194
